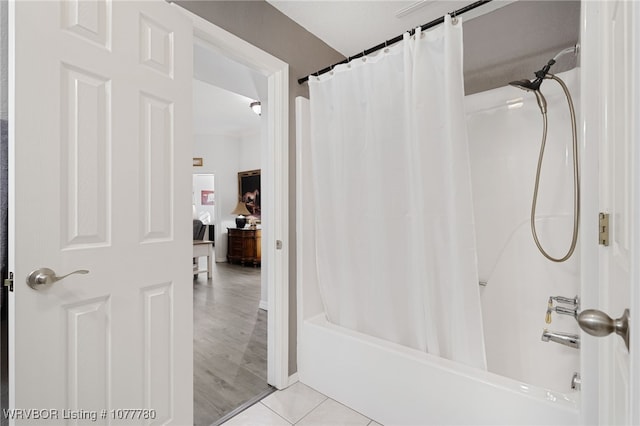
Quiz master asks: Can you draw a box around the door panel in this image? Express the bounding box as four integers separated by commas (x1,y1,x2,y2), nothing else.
10,1,192,423
60,64,111,248
65,296,111,415
139,92,174,242
61,1,111,49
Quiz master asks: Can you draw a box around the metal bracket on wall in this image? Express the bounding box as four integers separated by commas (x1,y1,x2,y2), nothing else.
599,212,610,246
4,272,13,292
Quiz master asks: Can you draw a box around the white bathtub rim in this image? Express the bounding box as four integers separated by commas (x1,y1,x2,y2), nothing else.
303,313,580,412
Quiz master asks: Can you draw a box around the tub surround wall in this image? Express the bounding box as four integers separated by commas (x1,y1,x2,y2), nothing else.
466,68,581,392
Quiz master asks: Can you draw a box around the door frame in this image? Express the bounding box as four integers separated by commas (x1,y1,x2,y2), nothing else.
174,5,290,389
632,5,640,422
580,1,640,424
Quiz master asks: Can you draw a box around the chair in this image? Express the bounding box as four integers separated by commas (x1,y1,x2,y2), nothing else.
193,220,214,280
193,219,206,241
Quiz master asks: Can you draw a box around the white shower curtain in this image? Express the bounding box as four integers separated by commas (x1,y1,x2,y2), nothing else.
309,16,486,370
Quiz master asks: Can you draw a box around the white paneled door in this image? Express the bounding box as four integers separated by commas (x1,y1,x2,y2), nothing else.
582,1,639,425
9,1,192,423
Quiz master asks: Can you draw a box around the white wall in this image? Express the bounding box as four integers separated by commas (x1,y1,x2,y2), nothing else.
193,133,241,262
466,68,580,393
239,130,261,171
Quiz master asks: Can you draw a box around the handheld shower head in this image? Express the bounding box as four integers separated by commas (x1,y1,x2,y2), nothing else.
509,58,556,91
508,80,548,114
509,59,556,114
509,78,543,92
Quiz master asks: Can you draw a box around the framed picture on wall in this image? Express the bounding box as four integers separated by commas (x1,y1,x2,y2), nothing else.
238,169,261,218
201,190,214,206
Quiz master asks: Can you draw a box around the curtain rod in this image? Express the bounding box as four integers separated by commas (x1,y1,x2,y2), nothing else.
298,0,493,85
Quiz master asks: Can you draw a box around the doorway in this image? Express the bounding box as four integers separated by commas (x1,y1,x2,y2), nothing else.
186,7,289,424
181,4,290,393
191,79,270,425
193,173,215,237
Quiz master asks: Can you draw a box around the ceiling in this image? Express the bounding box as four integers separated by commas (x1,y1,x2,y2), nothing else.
193,41,266,138
267,0,517,58
194,42,267,102
192,79,262,137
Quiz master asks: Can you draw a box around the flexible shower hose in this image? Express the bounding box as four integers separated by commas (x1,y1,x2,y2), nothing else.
531,74,580,262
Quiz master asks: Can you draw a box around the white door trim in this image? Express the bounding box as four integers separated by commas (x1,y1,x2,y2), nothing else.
630,2,640,423
579,1,603,422
173,5,290,390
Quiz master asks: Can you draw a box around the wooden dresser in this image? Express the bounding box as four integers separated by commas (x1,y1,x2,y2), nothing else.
227,228,261,266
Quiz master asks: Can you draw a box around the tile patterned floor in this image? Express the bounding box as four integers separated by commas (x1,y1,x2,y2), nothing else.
222,382,382,426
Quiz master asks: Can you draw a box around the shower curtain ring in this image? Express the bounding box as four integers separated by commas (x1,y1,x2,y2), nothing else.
451,10,459,25
384,40,389,53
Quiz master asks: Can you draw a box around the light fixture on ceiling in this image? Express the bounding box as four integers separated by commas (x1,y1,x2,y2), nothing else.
250,101,262,116
394,0,434,19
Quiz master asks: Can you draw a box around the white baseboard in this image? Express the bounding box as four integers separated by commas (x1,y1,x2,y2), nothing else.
259,300,268,311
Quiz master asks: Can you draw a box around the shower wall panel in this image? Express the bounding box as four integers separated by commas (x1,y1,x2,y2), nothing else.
466,68,581,392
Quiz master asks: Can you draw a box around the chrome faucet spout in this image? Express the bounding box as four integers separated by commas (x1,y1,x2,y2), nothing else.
541,329,580,349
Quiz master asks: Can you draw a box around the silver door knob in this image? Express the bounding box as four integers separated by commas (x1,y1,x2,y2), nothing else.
26,267,89,290
576,308,630,351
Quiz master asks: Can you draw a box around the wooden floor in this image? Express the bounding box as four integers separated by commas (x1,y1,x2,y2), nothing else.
194,259,270,426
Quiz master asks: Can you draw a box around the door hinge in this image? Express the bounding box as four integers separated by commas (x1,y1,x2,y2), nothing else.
4,272,14,292
599,212,610,246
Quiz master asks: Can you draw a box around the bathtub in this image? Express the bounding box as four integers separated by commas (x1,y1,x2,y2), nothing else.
294,69,581,425
298,315,578,425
